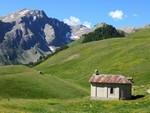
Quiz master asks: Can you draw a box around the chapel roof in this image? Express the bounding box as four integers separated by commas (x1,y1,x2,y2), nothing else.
89,74,133,84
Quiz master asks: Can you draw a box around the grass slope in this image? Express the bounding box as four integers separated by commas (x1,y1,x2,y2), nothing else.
0,65,88,99
1,94,150,113
35,28,150,88
1,28,150,113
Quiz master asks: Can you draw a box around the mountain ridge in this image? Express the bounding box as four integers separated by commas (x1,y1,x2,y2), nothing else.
0,9,149,65
0,9,89,65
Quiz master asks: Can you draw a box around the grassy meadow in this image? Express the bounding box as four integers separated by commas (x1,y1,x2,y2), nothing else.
35,28,150,88
1,94,150,113
0,28,150,112
0,65,88,99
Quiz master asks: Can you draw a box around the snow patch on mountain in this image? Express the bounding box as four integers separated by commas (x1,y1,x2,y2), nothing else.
19,9,30,17
70,35,80,40
49,46,56,52
10,15,14,19
3,17,8,21
33,16,37,21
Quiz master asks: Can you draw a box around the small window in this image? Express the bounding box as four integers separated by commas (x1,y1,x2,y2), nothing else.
110,87,114,94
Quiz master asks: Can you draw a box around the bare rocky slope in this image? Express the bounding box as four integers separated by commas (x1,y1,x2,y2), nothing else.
0,9,89,65
119,26,140,34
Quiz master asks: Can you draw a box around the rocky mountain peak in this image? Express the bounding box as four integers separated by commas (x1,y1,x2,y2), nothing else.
119,26,140,34
0,9,89,65
144,23,150,28
91,22,109,32
1,9,47,23
19,9,47,20
70,24,90,40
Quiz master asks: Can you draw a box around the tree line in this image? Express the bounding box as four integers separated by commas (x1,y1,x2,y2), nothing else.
82,24,124,43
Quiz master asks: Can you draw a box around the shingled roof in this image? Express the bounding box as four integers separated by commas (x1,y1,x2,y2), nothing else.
89,74,133,84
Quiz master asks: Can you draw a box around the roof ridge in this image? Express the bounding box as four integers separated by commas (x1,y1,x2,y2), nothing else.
89,74,132,84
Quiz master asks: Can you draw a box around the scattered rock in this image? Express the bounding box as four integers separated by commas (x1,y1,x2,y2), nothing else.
39,71,43,74
147,89,150,94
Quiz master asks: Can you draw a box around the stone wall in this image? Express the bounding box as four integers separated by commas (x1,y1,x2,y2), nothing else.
90,83,132,100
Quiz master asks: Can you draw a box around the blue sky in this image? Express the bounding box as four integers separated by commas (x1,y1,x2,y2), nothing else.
0,0,150,28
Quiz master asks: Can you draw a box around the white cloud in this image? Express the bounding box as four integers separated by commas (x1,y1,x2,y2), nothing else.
108,10,124,20
64,16,91,28
64,16,81,26
83,21,91,28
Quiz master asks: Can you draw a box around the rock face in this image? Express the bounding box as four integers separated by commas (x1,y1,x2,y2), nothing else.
90,22,108,32
119,26,140,34
70,25,89,40
144,23,150,28
0,9,89,65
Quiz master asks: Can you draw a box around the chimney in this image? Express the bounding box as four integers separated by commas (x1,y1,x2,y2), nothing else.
127,77,133,83
95,69,99,75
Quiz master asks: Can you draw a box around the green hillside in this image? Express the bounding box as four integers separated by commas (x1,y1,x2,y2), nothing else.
1,95,150,113
0,65,88,99
35,28,150,88
1,28,150,113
